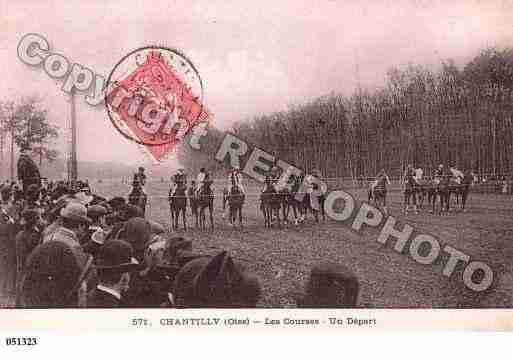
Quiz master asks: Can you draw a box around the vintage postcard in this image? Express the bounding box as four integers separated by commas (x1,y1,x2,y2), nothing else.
1,0,513,340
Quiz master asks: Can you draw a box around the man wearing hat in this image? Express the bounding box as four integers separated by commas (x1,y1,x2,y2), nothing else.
227,165,245,195
87,240,139,308
132,167,147,195
19,241,93,308
17,143,41,194
193,167,206,196
82,204,108,257
15,208,43,303
46,202,91,249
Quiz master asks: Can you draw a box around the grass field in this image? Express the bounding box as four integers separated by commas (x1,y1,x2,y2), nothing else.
90,179,513,308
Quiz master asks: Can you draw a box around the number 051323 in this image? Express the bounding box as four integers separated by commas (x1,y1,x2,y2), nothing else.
5,337,38,346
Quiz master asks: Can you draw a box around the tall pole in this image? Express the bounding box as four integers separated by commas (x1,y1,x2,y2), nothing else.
10,127,14,182
0,116,4,181
492,116,496,176
70,89,78,181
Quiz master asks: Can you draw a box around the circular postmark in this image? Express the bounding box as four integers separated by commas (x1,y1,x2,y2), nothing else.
104,46,205,148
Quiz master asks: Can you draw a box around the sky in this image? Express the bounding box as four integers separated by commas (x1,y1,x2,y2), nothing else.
1,0,513,167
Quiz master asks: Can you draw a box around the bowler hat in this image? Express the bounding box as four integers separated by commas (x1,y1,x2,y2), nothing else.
20,241,93,307
21,208,40,225
95,240,140,273
107,197,126,211
87,204,108,220
118,217,152,261
60,202,92,224
120,204,144,220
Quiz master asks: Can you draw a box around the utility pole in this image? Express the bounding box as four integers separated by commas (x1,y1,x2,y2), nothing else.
69,89,78,182
10,126,14,182
0,114,4,181
492,116,497,176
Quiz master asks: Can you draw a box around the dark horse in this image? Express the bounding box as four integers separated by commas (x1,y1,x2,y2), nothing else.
260,177,281,228
279,176,301,225
223,178,245,227
128,181,147,216
196,180,214,230
368,177,388,215
282,174,323,224
168,183,187,230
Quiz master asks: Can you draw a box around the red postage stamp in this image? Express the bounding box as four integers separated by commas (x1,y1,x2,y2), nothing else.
105,47,210,161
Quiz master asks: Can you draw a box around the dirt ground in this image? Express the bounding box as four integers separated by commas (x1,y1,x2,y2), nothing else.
2,180,512,308
94,180,513,308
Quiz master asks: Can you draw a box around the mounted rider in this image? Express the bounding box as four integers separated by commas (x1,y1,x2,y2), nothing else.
434,164,444,184
170,168,187,196
403,164,418,214
403,164,417,186
132,167,147,194
194,167,207,196
449,165,464,184
372,169,391,192
263,164,281,192
228,165,245,194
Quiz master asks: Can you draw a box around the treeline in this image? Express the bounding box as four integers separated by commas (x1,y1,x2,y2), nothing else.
205,47,513,180
0,96,59,180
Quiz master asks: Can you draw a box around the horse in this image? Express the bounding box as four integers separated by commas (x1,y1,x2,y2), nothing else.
403,169,419,214
196,180,214,230
168,182,187,231
187,185,199,228
223,179,245,227
368,177,388,214
260,177,282,228
278,176,301,225
128,181,147,216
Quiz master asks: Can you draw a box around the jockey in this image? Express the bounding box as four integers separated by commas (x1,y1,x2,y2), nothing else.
403,164,416,183
228,165,245,194
170,168,187,196
373,169,391,214
374,169,391,190
195,168,207,195
434,164,444,183
403,164,418,214
449,165,464,184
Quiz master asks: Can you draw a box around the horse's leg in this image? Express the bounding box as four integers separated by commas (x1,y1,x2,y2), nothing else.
382,193,388,215
461,188,469,212
209,202,214,230
169,204,173,229
320,196,326,221
182,207,187,231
